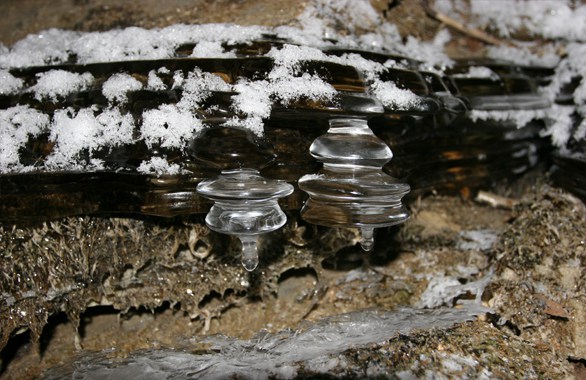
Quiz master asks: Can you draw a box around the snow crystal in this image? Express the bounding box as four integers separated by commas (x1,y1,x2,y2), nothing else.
272,74,337,105
371,80,421,111
31,70,94,102
224,115,265,137
540,105,575,147
0,106,49,172
0,24,268,68
232,80,272,119
43,107,135,170
191,41,235,58
93,109,136,147
0,70,23,94
102,73,143,103
141,104,203,149
469,109,547,129
147,68,168,91
177,69,231,111
137,156,184,176
470,0,586,41
400,29,453,70
452,66,499,80
267,44,330,68
438,0,586,42
46,107,103,169
0,29,79,68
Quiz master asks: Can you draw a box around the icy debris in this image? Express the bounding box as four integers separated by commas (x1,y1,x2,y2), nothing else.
417,271,492,308
0,69,23,95
137,157,184,176
0,106,49,172
102,73,143,103
457,230,499,251
31,70,94,102
43,305,488,380
141,104,203,149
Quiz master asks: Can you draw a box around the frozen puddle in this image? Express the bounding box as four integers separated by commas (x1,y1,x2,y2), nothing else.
43,304,489,379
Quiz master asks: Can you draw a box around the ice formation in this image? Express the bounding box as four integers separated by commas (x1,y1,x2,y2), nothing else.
299,118,410,251
196,169,294,271
43,305,489,380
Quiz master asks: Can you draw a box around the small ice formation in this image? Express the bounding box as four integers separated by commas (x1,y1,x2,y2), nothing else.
298,117,410,251
196,168,293,271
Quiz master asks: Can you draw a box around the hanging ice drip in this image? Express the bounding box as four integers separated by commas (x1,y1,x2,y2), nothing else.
298,118,410,251
196,168,293,271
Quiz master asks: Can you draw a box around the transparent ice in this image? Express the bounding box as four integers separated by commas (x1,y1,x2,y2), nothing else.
196,168,293,271
298,118,410,251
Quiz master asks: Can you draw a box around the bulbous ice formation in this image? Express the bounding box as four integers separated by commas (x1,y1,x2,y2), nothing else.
298,118,410,251
196,168,293,271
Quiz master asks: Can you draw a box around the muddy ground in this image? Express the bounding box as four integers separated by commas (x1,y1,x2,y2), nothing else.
0,0,585,379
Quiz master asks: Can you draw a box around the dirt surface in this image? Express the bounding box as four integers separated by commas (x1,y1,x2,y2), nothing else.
2,177,585,378
0,0,305,47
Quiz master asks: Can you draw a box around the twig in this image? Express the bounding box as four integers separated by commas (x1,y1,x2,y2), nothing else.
475,190,519,209
422,0,516,47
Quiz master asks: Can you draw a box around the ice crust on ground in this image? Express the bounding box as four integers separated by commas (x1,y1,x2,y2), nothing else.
43,304,489,380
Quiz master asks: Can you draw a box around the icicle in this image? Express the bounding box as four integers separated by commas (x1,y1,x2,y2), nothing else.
360,227,375,251
239,235,259,271
298,117,410,251
196,168,293,271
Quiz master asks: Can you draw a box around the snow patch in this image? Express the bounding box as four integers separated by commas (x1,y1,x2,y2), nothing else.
31,70,94,102
102,73,143,103
0,70,23,94
137,156,184,176
0,106,49,172
371,80,421,111
141,104,203,149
